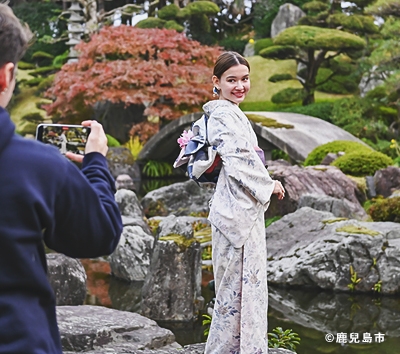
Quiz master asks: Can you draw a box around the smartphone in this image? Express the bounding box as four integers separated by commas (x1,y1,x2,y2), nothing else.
36,124,91,155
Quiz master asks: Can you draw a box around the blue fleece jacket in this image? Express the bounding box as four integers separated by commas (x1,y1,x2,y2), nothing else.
0,107,123,353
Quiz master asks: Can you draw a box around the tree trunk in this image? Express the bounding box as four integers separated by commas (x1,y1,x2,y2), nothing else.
302,90,315,105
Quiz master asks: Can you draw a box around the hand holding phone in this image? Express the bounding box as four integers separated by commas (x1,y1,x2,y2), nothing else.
36,124,90,156
67,120,108,163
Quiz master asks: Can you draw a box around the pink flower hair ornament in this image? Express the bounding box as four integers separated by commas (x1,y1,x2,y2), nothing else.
177,129,194,148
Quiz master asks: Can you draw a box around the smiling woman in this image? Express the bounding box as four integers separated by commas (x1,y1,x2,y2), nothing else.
202,52,286,354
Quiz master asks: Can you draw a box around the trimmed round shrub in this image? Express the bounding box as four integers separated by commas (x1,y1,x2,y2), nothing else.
158,4,180,20
332,150,393,177
304,140,371,166
368,197,400,222
254,38,273,55
136,17,166,29
21,112,44,123
164,20,184,32
271,88,305,104
18,61,36,70
268,73,293,82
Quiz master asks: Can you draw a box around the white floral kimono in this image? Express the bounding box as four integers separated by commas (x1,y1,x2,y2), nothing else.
203,100,275,354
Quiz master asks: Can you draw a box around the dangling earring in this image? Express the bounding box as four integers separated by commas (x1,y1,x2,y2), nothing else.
213,86,219,97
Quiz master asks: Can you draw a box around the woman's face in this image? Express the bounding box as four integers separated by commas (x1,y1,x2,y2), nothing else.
213,64,250,105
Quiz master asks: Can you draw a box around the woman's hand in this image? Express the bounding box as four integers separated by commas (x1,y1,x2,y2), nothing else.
66,120,108,163
273,180,285,200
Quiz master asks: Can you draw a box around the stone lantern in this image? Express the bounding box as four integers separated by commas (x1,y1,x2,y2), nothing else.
64,1,85,63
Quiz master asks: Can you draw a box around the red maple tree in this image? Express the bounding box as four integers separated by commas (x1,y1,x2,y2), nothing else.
45,26,222,142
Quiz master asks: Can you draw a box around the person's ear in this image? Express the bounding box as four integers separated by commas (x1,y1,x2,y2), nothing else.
0,63,15,94
212,75,220,89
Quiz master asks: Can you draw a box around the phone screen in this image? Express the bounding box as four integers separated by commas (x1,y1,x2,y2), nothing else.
36,124,90,155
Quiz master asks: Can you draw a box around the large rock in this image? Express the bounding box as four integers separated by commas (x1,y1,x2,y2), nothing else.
109,226,155,282
141,180,214,217
266,207,400,294
154,215,210,239
267,165,367,220
298,193,357,219
271,3,306,38
46,253,86,305
107,147,141,182
57,305,178,352
141,217,203,321
115,189,151,232
374,166,400,198
110,189,155,282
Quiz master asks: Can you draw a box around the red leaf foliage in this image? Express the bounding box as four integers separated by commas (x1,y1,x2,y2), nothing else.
45,26,222,122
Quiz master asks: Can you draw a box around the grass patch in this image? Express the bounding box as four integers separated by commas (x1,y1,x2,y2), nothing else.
336,225,380,236
244,56,352,107
246,114,294,129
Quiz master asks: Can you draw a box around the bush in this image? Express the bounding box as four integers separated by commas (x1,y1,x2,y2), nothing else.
18,61,36,70
24,77,43,87
304,140,371,166
21,112,44,124
254,38,273,55
283,101,334,122
219,37,247,55
368,197,400,222
332,150,393,176
164,20,184,32
30,66,59,77
271,88,305,104
316,68,359,94
36,75,55,94
136,17,166,29
268,73,293,82
106,134,121,147
158,4,180,20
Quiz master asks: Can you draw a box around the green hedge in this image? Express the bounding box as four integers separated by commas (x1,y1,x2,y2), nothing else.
332,150,393,176
304,140,371,166
271,88,305,104
283,101,334,122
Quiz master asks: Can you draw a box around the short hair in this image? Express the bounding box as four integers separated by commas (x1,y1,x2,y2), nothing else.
213,51,250,79
0,4,32,68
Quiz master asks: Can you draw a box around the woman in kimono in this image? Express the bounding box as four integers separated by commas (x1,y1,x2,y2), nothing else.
204,52,285,354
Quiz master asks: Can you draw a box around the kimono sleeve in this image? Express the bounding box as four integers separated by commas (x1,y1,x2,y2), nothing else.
208,109,275,206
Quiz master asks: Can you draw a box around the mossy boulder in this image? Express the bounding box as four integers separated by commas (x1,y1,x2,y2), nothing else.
332,150,393,177
304,140,371,166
